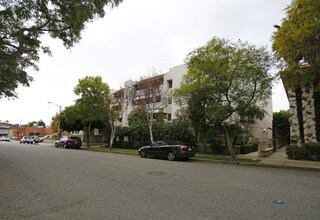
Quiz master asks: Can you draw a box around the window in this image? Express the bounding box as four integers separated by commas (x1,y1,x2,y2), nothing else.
167,80,173,88
168,96,172,104
167,113,172,121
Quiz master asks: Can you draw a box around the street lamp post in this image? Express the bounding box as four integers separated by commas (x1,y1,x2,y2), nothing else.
48,102,62,138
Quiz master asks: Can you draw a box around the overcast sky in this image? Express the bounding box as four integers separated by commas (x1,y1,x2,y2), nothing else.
1,0,292,126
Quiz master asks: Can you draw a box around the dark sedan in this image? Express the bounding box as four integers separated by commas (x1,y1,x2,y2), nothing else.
55,136,82,149
138,140,196,161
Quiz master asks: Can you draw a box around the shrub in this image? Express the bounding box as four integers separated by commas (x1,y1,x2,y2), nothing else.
286,142,320,161
304,142,320,161
240,143,258,154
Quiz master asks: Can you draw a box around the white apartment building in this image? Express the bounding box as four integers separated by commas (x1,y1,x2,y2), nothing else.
111,64,273,142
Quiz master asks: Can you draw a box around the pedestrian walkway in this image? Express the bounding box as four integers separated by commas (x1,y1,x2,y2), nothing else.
238,147,320,171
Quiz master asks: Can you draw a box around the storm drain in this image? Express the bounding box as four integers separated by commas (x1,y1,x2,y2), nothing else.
148,171,166,176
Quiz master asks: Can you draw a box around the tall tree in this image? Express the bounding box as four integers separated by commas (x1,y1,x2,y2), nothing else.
273,0,320,88
73,76,110,147
273,0,320,142
132,74,165,143
0,0,123,99
60,105,83,132
175,37,274,159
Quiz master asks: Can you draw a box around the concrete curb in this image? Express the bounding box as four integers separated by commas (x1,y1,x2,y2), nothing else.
193,158,320,172
248,162,320,172
46,144,320,172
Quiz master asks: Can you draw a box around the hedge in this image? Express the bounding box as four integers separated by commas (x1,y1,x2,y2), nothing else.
240,143,258,154
286,142,320,161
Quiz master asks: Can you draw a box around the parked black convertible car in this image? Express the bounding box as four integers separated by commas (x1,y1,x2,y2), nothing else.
138,140,196,161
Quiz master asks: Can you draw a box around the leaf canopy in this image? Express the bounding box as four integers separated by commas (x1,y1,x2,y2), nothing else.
0,0,123,98
175,37,274,129
272,0,320,88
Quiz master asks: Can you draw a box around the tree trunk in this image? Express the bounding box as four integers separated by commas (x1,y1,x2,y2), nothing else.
86,121,92,148
313,83,320,142
295,87,305,144
109,120,116,150
201,131,207,154
147,112,154,143
224,128,236,160
148,122,154,143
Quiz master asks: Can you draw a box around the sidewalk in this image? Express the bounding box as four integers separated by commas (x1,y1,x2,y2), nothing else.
238,147,320,172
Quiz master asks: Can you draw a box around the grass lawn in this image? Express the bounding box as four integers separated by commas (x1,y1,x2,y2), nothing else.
82,146,138,155
82,146,257,163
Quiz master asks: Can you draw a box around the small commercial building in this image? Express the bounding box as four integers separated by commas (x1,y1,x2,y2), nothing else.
0,122,18,139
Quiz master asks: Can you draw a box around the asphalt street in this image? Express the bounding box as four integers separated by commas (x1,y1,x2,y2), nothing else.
1,141,320,220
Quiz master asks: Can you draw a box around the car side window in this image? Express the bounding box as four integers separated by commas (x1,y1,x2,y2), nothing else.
153,142,160,146
153,141,166,146
71,137,81,141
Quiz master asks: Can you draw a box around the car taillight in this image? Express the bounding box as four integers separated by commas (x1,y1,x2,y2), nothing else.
180,145,188,150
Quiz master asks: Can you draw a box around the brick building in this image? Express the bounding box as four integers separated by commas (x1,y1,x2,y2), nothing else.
17,127,52,141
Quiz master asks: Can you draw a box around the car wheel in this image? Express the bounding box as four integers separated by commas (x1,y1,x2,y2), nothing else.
55,143,58,148
167,151,176,161
139,150,147,158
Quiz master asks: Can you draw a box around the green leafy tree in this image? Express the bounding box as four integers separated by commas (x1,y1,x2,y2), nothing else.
272,0,320,142
175,37,274,159
50,113,59,133
72,76,110,147
152,113,166,141
26,120,45,127
0,0,123,99
37,120,46,128
273,110,290,130
273,110,290,140
27,121,37,127
128,108,149,146
60,105,83,132
163,110,196,145
272,0,320,88
114,126,131,146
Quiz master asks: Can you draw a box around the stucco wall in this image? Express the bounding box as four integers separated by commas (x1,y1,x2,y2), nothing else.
163,64,187,120
113,64,273,142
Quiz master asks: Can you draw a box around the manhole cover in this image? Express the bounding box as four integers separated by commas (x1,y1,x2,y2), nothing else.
148,171,166,176
274,200,285,205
